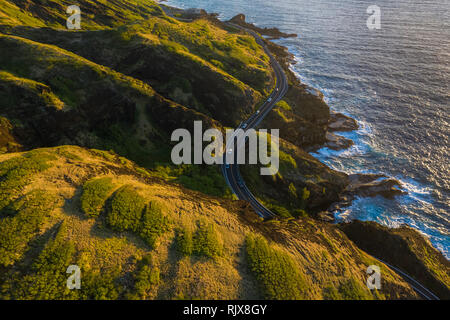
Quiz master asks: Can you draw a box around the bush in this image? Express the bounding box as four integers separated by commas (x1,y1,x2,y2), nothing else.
193,221,222,258
106,185,146,232
139,201,171,248
322,286,342,300
0,150,55,210
267,204,292,218
276,100,291,111
245,234,307,299
128,255,160,300
0,190,58,267
80,177,116,218
1,222,78,299
176,228,194,256
79,269,122,300
338,278,373,300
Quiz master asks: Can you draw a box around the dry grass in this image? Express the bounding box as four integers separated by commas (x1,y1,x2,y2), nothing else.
0,146,421,299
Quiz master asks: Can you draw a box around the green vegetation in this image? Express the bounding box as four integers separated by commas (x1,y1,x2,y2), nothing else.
176,228,194,256
279,150,297,171
322,286,341,300
139,201,171,249
1,222,123,300
176,221,222,259
193,221,222,258
80,177,116,218
127,255,160,300
276,100,292,111
1,222,77,299
266,203,292,218
0,190,58,267
245,234,307,299
106,185,146,232
337,279,373,300
80,269,122,300
0,150,56,211
0,0,165,29
152,164,233,198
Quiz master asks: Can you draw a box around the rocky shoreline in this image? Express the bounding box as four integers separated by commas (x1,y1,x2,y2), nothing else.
157,4,411,223
224,13,408,222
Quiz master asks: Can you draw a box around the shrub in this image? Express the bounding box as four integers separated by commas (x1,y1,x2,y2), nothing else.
176,228,194,256
245,234,307,299
106,185,146,232
276,100,291,111
128,255,160,300
267,204,292,218
0,190,58,267
193,221,222,258
2,222,78,299
139,201,171,248
80,177,116,218
338,278,373,300
79,269,122,300
0,150,55,210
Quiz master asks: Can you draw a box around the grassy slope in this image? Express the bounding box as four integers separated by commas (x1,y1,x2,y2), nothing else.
0,0,271,197
0,146,419,300
0,0,272,124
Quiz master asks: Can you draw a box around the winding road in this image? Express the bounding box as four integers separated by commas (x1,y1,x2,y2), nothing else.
221,23,440,301
221,23,288,219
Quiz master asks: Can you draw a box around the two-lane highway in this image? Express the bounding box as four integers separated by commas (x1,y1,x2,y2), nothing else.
222,22,288,219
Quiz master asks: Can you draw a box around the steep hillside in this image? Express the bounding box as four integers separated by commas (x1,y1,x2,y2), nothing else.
242,137,349,216
0,146,419,300
341,221,450,299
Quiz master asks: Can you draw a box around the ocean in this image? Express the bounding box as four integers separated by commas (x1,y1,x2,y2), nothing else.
162,0,450,259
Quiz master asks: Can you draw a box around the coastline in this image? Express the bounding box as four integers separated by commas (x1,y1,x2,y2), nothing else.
157,2,450,266
159,2,408,219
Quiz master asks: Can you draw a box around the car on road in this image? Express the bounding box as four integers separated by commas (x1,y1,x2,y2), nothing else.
242,123,248,129
225,164,230,169
256,110,260,114
227,148,233,154
267,97,272,102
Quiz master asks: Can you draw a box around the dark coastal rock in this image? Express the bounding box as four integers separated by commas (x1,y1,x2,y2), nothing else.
323,174,407,218
345,173,406,199
317,211,335,222
229,14,297,39
328,111,359,132
324,132,354,150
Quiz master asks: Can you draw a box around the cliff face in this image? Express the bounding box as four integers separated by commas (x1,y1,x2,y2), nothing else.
340,221,450,299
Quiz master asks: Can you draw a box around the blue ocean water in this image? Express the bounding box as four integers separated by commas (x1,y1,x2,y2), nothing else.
163,0,450,258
